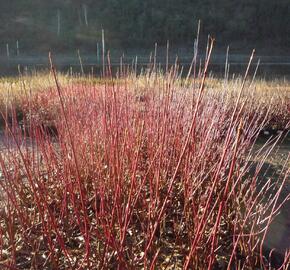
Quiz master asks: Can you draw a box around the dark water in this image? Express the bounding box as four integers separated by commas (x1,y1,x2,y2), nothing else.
1,54,290,79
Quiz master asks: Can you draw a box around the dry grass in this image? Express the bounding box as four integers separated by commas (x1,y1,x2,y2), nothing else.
0,67,289,269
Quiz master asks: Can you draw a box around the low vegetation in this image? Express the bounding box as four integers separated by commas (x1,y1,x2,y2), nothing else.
0,50,289,269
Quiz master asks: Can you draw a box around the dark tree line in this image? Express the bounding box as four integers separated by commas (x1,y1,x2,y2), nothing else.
0,0,289,53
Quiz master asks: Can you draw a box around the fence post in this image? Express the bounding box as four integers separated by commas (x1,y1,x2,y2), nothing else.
6,43,10,58
57,9,61,36
16,40,20,56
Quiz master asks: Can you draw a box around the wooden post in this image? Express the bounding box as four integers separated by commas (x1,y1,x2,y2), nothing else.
16,40,20,56
77,49,84,76
135,56,138,77
120,55,123,77
96,42,100,64
153,42,157,72
83,4,88,26
224,46,230,80
6,43,10,58
57,9,61,36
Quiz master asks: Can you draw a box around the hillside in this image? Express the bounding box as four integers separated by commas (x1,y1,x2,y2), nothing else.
0,0,289,55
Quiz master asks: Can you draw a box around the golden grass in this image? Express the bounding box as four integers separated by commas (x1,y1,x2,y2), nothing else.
0,72,289,130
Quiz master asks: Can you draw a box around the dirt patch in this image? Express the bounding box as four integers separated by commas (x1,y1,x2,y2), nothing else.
252,135,290,264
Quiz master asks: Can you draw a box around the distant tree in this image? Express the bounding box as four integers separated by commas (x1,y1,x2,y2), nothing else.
0,0,288,52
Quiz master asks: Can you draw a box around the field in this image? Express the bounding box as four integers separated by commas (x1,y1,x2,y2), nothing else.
0,52,289,269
